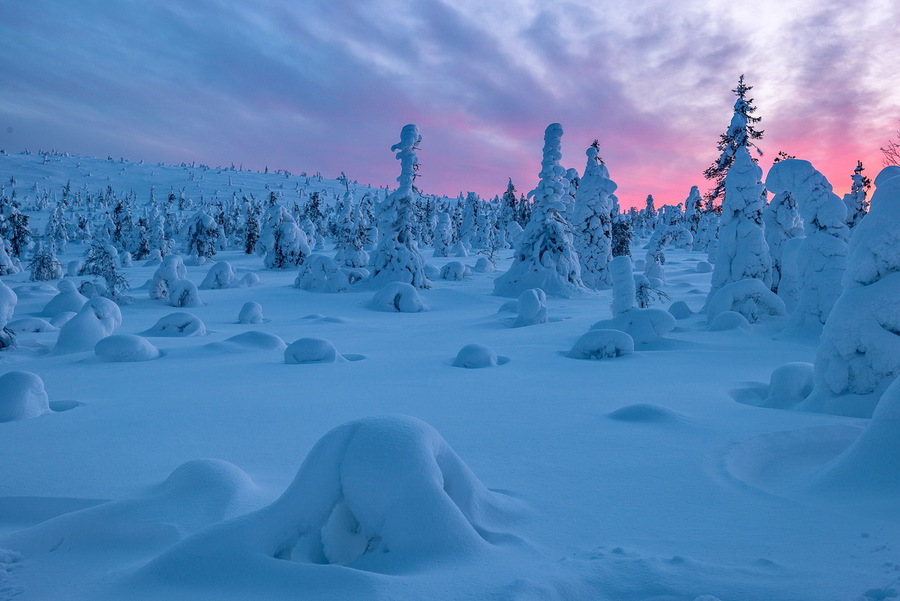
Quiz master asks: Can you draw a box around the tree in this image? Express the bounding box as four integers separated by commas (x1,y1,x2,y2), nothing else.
369,124,429,289
78,240,130,300
880,121,900,166
494,123,585,298
28,243,63,281
843,160,871,229
763,188,803,295
704,75,764,208
182,211,221,261
705,145,771,308
572,140,616,289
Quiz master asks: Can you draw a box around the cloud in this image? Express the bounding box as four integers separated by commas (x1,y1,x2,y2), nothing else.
0,0,896,205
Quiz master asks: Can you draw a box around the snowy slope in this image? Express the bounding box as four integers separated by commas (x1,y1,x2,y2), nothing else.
0,153,897,601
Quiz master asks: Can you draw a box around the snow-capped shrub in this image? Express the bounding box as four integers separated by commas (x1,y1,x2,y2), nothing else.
609,255,636,316
708,310,751,331
762,362,814,409
240,272,260,287
371,282,426,313
143,249,162,266
168,279,202,308
452,344,507,368
294,254,350,293
53,297,122,354
200,261,236,290
450,241,469,257
568,329,634,360
706,278,786,324
423,263,441,280
472,257,494,273
0,279,18,348
285,337,342,364
143,312,206,337
150,255,187,301
238,301,264,324
512,288,547,327
7,317,56,333
94,334,160,362
440,261,470,281
591,308,675,344
668,300,693,320
0,371,50,422
119,251,132,268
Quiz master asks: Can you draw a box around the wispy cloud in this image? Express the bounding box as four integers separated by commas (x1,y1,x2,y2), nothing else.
1,0,896,205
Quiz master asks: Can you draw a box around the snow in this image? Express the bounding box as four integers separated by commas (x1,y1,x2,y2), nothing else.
284,337,346,364
0,152,898,601
567,329,634,360
370,282,427,313
52,297,122,354
142,312,207,337
237,301,265,324
0,371,50,422
94,334,161,362
452,343,508,368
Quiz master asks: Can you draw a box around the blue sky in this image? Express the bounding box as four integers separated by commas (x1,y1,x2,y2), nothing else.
1,0,897,206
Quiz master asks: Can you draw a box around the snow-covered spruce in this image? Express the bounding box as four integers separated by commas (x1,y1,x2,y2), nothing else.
766,159,849,339
53,297,122,354
200,261,236,290
258,202,311,269
440,261,470,281
142,415,523,573
168,278,202,308
572,140,616,289
285,338,346,364
842,160,870,229
0,371,50,422
763,189,803,295
567,329,634,360
369,124,429,289
494,123,585,298
371,282,426,313
644,225,692,283
78,240,130,300
802,166,900,417
142,312,207,337
510,288,547,327
609,255,636,317
451,344,508,368
0,279,17,350
432,212,453,257
94,334,160,362
706,278,786,324
705,146,771,309
150,255,187,301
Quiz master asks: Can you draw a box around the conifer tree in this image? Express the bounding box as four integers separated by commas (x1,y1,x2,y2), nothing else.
572,140,616,289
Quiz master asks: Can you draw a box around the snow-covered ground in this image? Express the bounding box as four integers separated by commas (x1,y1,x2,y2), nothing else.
0,153,897,601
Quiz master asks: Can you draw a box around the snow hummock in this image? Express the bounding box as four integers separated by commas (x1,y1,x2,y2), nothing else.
592,308,675,345
568,329,634,360
512,288,547,327
452,344,509,368
706,278,786,324
200,261,237,290
284,337,344,364
371,282,427,313
237,301,265,324
53,297,123,354
142,312,207,337
40,279,87,316
95,334,161,362
0,371,50,422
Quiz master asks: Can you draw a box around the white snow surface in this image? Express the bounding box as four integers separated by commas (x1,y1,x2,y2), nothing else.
0,153,897,601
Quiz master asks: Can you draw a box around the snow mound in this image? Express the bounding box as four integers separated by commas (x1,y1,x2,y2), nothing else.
813,376,900,494
763,362,814,409
440,261,471,281
150,255,187,301
155,458,258,506
607,403,681,423
207,331,286,353
695,261,712,273
424,263,441,280
294,254,351,293
145,415,524,576
168,278,203,307
240,272,260,287
371,282,427,313
95,334,161,362
0,279,17,328
472,257,494,273
143,312,207,337
452,344,509,368
512,288,547,327
200,261,236,290
285,338,345,364
13,283,57,297
50,311,77,328
568,329,634,360
591,308,675,344
707,278,785,324
708,310,751,331
0,371,50,422
7,317,57,333
238,301,265,324
53,297,122,354
668,300,693,320
40,279,87,316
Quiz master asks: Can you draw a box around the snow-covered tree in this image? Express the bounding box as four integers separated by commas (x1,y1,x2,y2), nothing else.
766,159,849,339
572,140,616,289
334,194,368,268
432,212,454,258
683,186,703,235
843,160,870,229
28,243,63,281
181,211,220,261
704,75,764,208
369,124,429,289
803,166,900,417
494,123,584,297
259,203,310,269
705,145,771,308
45,201,69,253
78,240,130,300
763,189,803,294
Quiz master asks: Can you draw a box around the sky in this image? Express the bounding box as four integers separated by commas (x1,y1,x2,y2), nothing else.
1,0,898,208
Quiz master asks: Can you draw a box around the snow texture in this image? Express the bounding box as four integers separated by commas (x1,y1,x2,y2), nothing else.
568,329,634,359
53,297,122,354
0,371,50,422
